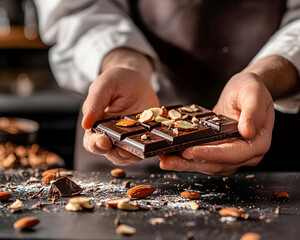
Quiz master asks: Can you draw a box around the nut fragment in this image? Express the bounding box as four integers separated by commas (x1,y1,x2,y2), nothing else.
127,185,155,198
65,196,94,211
181,106,193,113
150,107,163,118
155,116,169,123
240,232,261,240
149,217,165,225
189,201,200,210
117,199,140,211
174,120,195,130
106,198,131,208
168,109,182,120
160,106,168,118
161,120,175,127
10,199,23,210
139,109,154,123
116,224,136,235
14,216,40,230
219,207,244,218
110,168,126,178
140,134,148,140
180,191,201,199
0,191,12,201
116,119,138,127
190,104,199,112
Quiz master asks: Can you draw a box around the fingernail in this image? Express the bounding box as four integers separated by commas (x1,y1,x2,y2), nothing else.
96,141,110,150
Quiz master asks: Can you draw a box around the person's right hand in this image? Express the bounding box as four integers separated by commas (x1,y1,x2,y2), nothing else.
81,66,160,166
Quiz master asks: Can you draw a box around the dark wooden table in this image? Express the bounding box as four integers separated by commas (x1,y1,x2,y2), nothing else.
0,167,299,240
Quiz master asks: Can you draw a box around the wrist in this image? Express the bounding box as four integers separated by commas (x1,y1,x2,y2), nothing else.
101,48,153,81
243,55,298,99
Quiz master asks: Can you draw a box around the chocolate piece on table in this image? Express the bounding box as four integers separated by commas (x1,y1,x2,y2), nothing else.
93,105,240,159
94,119,146,140
48,176,83,197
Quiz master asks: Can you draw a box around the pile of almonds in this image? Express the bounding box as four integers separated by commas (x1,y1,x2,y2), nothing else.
0,142,61,169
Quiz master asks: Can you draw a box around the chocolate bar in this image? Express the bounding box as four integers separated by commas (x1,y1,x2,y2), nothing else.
93,105,240,159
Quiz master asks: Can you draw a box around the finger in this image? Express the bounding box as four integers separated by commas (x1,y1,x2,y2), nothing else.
237,78,272,139
105,148,142,166
181,133,269,165
83,130,112,155
159,154,238,175
82,77,114,129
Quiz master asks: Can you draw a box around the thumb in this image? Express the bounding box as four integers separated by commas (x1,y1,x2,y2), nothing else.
237,84,270,139
81,80,113,129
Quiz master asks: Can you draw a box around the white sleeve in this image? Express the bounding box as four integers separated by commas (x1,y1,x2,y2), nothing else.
34,0,159,95
251,19,300,114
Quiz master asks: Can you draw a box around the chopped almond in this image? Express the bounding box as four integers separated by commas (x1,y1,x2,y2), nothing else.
139,109,154,123
116,119,138,127
168,109,182,120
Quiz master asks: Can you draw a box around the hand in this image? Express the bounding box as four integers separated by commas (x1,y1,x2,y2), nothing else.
82,49,159,166
159,72,275,175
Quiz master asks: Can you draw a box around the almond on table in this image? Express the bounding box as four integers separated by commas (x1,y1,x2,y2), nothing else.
127,185,155,198
110,168,126,178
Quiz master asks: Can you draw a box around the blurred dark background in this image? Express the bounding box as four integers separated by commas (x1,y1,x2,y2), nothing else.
0,0,83,169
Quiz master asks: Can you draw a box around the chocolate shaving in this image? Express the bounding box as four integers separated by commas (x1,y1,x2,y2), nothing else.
48,176,83,197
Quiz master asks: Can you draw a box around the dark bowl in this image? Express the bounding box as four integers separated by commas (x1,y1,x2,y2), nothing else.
0,117,39,145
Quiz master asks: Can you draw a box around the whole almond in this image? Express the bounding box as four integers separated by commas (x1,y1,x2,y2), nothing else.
127,185,155,198
273,190,289,200
180,191,201,199
0,191,12,201
111,168,126,178
42,168,62,177
14,216,40,230
219,207,244,218
116,224,136,235
42,173,56,184
240,232,261,240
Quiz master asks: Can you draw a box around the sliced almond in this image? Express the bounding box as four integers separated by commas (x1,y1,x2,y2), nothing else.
106,198,131,208
172,128,179,135
189,201,200,210
139,109,154,123
160,106,168,118
181,106,193,113
117,199,140,211
116,224,136,235
150,107,163,118
191,117,199,124
168,109,182,120
155,116,169,123
182,115,189,120
10,199,23,210
116,119,138,127
190,104,199,112
175,121,195,130
68,196,94,209
65,202,83,212
161,120,175,127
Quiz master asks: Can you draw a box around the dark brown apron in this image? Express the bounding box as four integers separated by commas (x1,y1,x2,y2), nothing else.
129,0,286,108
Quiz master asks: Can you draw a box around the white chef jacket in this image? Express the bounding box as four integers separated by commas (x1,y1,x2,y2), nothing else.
34,0,300,113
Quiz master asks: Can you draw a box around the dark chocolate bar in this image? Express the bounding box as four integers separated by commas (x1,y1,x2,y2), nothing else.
93,105,240,159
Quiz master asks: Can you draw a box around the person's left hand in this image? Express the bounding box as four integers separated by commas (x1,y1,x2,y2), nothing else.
159,72,275,175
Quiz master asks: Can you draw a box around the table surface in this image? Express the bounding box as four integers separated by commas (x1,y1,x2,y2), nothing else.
0,168,299,240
